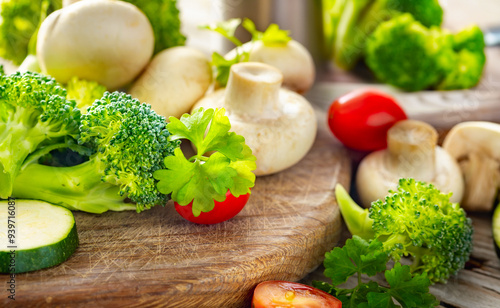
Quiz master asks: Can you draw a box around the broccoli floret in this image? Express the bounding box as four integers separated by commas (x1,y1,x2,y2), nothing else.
452,24,486,53
0,71,80,199
365,14,449,91
336,178,473,283
12,92,179,213
0,0,62,65
437,25,486,90
123,0,185,54
366,14,486,91
331,0,443,69
66,76,107,113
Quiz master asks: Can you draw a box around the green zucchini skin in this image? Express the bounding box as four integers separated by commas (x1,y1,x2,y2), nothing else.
0,200,79,274
0,224,79,274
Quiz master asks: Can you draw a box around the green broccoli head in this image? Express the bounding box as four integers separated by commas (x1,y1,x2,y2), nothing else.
13,91,180,213
0,71,80,198
452,24,485,53
365,13,449,91
369,178,474,283
80,92,179,211
330,0,443,69
389,0,443,28
436,25,486,90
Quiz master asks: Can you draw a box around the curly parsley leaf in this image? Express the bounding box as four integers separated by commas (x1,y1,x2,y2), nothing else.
200,18,243,47
154,108,256,217
315,236,438,308
201,18,291,87
242,18,291,46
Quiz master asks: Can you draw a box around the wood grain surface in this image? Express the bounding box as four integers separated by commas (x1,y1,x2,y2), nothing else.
0,114,351,308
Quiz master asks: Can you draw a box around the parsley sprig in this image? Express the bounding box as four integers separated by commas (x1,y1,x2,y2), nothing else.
313,236,439,308
200,18,291,86
153,108,256,217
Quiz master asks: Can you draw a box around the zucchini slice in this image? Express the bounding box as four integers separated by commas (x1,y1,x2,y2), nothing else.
493,204,500,258
0,199,79,273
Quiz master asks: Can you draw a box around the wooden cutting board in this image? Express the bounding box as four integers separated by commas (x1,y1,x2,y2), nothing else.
1,111,351,308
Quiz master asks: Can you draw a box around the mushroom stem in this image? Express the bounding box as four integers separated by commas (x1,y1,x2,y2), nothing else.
386,120,438,181
224,62,283,118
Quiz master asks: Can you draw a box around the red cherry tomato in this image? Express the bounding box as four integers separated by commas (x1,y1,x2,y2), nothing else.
252,281,342,308
327,88,407,151
174,190,250,224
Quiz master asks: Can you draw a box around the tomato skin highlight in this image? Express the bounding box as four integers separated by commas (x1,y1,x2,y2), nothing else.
174,190,250,224
252,281,342,308
327,88,407,151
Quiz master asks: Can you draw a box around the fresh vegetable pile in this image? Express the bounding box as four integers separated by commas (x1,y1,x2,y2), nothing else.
323,0,486,91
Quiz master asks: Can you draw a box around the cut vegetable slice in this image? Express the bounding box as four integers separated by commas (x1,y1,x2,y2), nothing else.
0,200,79,273
493,204,500,258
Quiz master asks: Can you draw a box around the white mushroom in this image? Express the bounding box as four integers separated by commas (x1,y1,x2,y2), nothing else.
37,0,154,90
356,119,464,207
443,121,500,212
226,40,315,94
192,62,317,176
129,46,212,119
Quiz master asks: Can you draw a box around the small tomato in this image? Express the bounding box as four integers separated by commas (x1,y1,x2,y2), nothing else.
175,190,250,224
252,281,342,308
327,88,407,151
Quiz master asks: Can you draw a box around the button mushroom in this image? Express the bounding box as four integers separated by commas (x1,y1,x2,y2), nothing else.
37,0,154,90
443,121,500,212
192,62,317,176
226,39,315,94
356,119,464,207
129,46,212,119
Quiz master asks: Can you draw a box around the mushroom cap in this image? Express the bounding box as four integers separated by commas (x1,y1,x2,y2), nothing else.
37,0,154,90
356,146,464,207
443,121,500,211
192,62,317,176
226,40,315,94
443,121,500,159
129,46,212,119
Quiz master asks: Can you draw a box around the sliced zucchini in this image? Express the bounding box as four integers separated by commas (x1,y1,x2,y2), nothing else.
493,203,500,258
0,200,79,273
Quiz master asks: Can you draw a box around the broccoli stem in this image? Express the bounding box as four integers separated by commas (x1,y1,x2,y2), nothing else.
333,0,372,69
0,113,48,198
335,184,375,240
12,160,136,213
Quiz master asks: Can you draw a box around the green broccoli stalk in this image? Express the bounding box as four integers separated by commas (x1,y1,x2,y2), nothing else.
0,71,80,199
0,0,62,67
365,14,486,91
330,0,443,69
12,92,179,213
335,178,474,283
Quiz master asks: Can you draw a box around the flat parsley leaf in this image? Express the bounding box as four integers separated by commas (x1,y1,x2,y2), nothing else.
154,108,256,217
385,263,439,308
324,236,389,285
315,236,438,308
